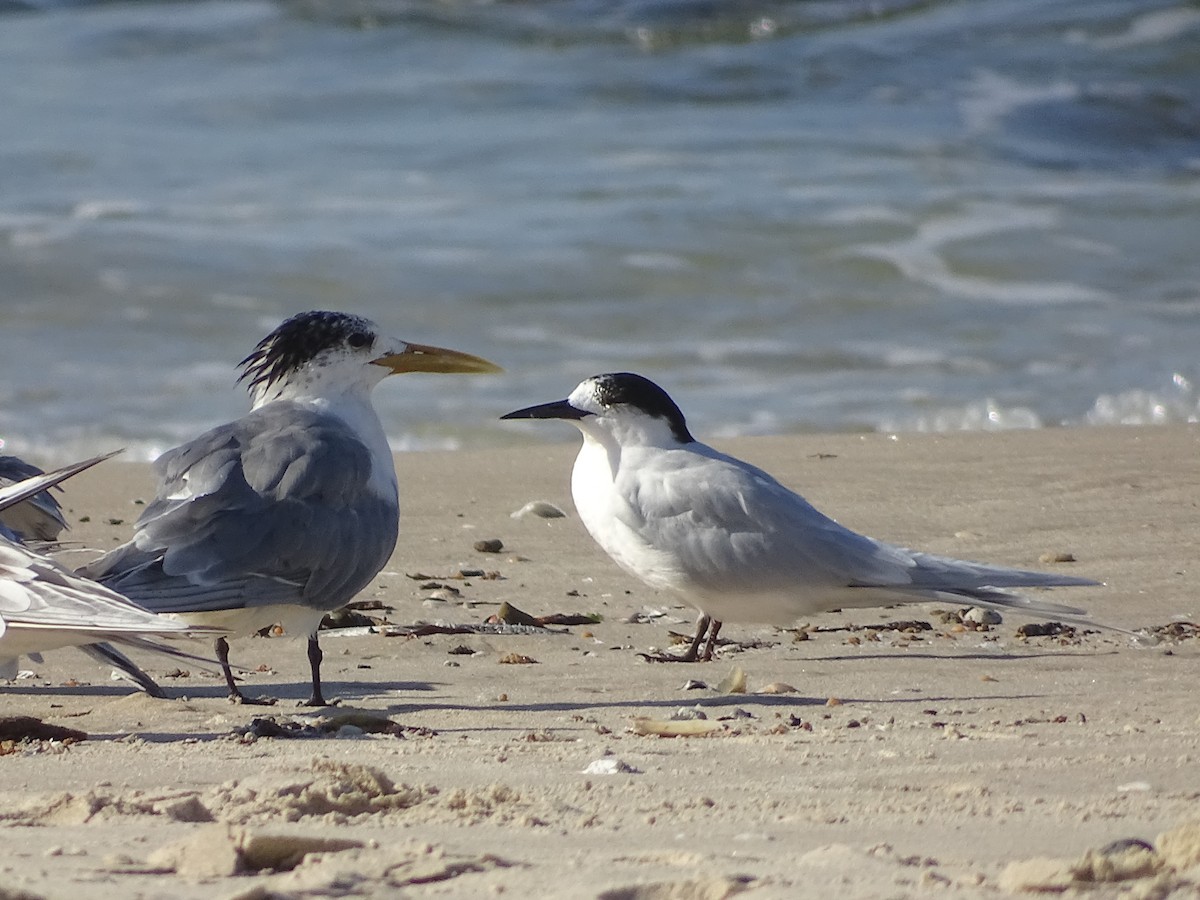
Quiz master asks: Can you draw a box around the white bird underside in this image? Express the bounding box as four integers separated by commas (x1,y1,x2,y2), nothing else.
152,604,330,644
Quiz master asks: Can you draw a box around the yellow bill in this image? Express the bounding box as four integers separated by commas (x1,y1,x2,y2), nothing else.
375,342,502,375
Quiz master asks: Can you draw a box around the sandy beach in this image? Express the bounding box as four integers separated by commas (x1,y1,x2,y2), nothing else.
2,425,1198,899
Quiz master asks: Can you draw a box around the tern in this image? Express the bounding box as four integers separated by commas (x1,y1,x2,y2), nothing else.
0,455,71,543
1,453,214,682
502,372,1101,661
80,311,501,704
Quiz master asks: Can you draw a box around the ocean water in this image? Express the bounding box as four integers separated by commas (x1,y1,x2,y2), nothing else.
1,0,1198,462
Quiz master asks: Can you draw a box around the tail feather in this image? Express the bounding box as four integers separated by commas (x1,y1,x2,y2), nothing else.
76,642,165,697
853,549,1131,634
902,549,1102,591
934,586,1135,637
78,636,225,697
939,586,1088,619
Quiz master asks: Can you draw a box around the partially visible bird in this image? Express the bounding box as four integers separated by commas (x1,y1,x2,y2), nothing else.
502,372,1102,661
81,311,502,704
0,454,71,542
0,452,118,542
1,454,215,683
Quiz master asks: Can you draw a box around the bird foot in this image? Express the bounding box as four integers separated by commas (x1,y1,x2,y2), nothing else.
227,691,276,706
299,694,335,708
636,651,703,663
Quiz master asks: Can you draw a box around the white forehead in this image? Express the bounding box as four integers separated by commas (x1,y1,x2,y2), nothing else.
567,378,605,413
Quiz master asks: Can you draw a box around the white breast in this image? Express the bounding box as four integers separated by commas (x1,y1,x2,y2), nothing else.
570,439,687,595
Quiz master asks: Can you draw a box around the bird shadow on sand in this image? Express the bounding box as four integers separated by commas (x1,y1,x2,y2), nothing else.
0,677,436,705
161,678,440,704
383,692,808,716
376,686,1060,726
790,648,1120,663
2,682,162,699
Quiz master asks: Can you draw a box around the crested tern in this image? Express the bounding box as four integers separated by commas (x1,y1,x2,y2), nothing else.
502,372,1100,661
1,453,213,682
80,310,501,704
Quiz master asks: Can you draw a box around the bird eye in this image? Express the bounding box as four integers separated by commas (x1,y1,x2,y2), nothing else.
347,332,371,349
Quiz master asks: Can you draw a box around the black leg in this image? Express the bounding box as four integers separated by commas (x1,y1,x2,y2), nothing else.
216,636,273,705
301,635,328,707
216,636,239,698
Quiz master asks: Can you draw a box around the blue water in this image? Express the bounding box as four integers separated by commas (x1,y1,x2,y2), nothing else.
1,0,1198,461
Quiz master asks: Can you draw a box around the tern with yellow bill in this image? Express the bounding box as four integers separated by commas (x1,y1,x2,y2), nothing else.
81,311,502,704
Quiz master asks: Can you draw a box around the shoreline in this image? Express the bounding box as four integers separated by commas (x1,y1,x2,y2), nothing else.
2,425,1198,898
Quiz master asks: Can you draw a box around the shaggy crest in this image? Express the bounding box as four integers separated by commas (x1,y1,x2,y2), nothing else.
238,311,377,394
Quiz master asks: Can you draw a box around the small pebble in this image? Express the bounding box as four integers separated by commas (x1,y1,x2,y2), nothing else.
511,500,567,519
1099,838,1155,856
582,758,640,775
1039,551,1077,563
1116,781,1152,793
498,653,537,665
473,539,504,553
755,682,798,695
1017,622,1070,638
963,608,1002,626
670,706,708,721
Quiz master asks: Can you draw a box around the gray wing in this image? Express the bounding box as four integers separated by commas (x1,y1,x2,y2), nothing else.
0,456,69,542
620,443,1094,615
80,403,399,614
620,445,919,594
